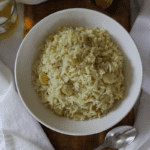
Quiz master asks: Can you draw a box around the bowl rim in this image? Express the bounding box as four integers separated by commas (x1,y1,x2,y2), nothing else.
14,8,143,136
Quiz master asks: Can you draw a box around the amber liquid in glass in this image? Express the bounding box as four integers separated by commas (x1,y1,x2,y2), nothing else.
0,0,18,40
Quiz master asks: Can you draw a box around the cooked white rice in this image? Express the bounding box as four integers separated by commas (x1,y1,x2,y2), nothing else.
31,26,125,121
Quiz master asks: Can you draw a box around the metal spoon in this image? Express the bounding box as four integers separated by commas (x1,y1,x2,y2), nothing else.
94,126,137,150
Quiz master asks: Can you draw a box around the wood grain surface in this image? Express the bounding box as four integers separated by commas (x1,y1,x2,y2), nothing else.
24,0,133,150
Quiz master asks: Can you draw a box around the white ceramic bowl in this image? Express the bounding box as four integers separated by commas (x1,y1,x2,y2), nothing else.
15,8,142,136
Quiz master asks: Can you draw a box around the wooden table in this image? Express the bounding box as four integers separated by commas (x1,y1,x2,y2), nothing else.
24,0,133,149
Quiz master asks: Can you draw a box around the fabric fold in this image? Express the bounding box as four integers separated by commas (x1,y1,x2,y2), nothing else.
120,0,150,149
0,48,54,150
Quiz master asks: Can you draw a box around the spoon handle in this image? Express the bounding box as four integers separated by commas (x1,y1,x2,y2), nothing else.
94,142,107,150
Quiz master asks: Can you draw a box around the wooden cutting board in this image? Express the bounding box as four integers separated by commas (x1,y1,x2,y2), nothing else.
24,0,133,149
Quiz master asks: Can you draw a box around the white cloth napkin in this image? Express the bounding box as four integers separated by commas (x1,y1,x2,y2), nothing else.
0,1,55,150
0,61,54,150
120,0,150,149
